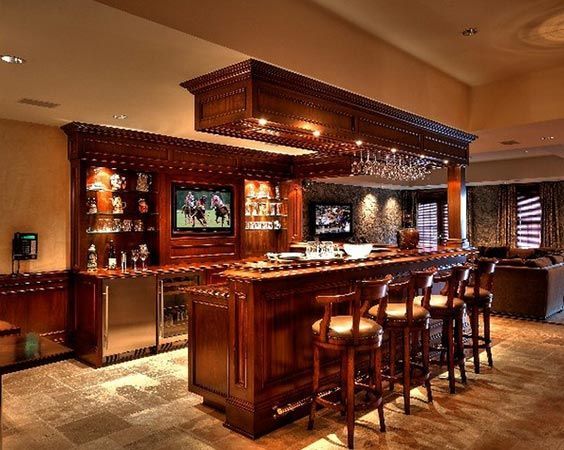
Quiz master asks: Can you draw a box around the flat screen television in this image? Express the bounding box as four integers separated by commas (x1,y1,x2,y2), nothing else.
310,203,353,238
172,184,234,234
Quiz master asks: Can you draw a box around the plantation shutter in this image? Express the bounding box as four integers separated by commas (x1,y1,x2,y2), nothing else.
516,192,542,248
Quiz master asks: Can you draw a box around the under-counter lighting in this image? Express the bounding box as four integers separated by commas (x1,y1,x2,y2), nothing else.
541,136,555,140
462,27,478,36
1,54,25,64
312,130,321,137
258,118,268,126
355,140,363,146
113,114,127,120
443,159,449,164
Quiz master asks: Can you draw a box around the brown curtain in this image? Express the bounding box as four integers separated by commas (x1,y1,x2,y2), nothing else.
497,184,517,247
466,186,473,245
540,182,562,247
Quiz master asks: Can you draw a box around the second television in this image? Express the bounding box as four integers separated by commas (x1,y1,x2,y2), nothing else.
172,184,233,234
310,203,353,238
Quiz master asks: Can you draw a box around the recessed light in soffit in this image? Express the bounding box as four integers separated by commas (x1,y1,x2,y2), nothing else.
18,98,60,109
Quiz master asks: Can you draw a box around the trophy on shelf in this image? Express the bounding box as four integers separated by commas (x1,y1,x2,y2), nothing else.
111,196,126,214
86,197,97,214
133,219,144,232
137,198,149,214
87,243,98,271
136,172,152,192
110,173,126,191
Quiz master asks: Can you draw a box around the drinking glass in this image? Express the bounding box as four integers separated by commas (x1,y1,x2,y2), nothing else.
131,249,140,271
139,245,149,271
305,241,317,259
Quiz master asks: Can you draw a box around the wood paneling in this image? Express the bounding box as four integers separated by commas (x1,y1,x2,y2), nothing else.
0,271,70,343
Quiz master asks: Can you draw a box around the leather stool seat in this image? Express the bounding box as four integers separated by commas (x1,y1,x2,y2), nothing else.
463,287,493,302
415,294,465,310
312,315,383,340
368,303,430,323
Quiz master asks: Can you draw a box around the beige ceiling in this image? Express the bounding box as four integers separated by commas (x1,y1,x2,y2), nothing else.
0,0,307,155
311,0,564,86
1,0,563,166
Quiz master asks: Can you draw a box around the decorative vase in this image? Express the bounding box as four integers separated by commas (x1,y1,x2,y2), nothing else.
397,228,419,249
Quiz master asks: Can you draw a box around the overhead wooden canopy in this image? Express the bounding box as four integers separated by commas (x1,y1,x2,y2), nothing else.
181,59,476,167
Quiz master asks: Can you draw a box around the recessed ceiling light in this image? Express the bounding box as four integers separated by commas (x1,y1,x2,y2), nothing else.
462,27,478,37
113,114,127,120
312,130,321,137
391,147,397,153
524,150,529,153
540,136,555,140
258,118,268,126
443,159,449,164
355,140,363,146
1,54,25,64
420,154,425,158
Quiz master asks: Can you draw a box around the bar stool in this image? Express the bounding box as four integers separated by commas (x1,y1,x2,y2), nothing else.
462,259,497,373
308,275,392,449
415,266,470,394
367,271,434,415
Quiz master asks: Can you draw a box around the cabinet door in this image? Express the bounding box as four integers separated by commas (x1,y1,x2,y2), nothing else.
102,276,157,356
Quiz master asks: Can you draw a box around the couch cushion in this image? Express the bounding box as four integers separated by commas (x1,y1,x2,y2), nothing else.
548,254,564,264
525,257,553,268
507,248,535,259
497,258,525,266
481,246,509,259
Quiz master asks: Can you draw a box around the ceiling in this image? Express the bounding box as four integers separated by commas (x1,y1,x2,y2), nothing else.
311,0,564,86
0,0,563,165
0,0,307,155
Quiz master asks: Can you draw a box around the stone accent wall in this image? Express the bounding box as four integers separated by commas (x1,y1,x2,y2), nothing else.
302,181,402,244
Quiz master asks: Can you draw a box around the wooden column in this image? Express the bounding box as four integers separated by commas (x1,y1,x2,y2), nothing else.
447,165,468,247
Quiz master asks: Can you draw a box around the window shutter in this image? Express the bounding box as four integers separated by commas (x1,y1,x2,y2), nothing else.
417,202,438,247
516,193,542,248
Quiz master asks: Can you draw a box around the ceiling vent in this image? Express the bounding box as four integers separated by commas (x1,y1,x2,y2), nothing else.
18,98,60,109
500,140,520,145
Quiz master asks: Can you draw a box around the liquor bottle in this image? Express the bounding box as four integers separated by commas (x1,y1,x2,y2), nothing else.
108,240,117,270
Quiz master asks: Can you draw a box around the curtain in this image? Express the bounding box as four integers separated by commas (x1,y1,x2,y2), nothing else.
540,182,562,247
497,184,517,246
466,186,473,245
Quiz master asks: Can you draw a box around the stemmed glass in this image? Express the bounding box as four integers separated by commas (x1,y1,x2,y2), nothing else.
131,249,140,271
139,244,149,271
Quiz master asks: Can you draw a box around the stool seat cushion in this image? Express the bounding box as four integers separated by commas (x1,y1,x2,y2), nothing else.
462,287,493,300
311,315,383,339
414,295,465,310
368,303,430,323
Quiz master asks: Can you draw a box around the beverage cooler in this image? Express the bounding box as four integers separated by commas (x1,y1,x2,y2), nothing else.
158,273,201,349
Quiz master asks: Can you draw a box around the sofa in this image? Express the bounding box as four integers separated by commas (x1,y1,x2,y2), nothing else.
477,246,564,319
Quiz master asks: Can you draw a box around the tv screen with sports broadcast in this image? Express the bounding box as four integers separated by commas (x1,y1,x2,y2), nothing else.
310,203,353,238
172,184,233,234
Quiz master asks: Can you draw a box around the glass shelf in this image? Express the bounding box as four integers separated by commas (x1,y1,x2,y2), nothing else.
86,188,158,194
86,230,158,235
86,212,159,216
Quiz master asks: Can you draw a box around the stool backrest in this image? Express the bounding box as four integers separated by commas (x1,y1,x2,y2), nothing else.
357,274,393,324
408,270,435,314
445,266,471,309
471,259,497,297
315,291,359,343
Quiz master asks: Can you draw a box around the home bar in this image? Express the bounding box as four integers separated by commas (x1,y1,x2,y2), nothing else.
1,2,563,449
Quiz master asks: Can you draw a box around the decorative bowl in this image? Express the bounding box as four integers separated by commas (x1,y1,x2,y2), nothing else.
343,243,373,259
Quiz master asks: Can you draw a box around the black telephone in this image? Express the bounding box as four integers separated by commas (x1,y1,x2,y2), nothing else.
12,232,38,260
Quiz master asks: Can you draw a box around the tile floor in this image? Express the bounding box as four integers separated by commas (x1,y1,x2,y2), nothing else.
2,316,563,449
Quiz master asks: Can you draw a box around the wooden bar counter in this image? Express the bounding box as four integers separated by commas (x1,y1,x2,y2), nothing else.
187,247,473,439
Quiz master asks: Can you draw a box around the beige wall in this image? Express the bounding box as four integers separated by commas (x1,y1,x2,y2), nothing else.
470,64,564,130
0,119,69,274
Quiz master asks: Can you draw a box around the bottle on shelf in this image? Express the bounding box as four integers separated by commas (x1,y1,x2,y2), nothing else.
108,240,117,270
87,243,98,271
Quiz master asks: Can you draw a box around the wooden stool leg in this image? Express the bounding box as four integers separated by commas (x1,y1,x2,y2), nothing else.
484,306,493,367
346,347,355,449
471,306,480,374
402,327,411,415
374,346,386,432
447,320,456,394
422,327,433,403
440,319,448,367
389,330,396,391
340,351,347,416
307,345,320,430
455,316,467,384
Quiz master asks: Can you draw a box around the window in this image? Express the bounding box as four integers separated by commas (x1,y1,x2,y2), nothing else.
416,192,449,247
517,189,542,249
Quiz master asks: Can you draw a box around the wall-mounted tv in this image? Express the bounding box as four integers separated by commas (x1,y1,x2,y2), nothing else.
172,184,234,234
310,203,353,238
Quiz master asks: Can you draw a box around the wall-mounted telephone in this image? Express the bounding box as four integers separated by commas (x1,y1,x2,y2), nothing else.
12,232,38,275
